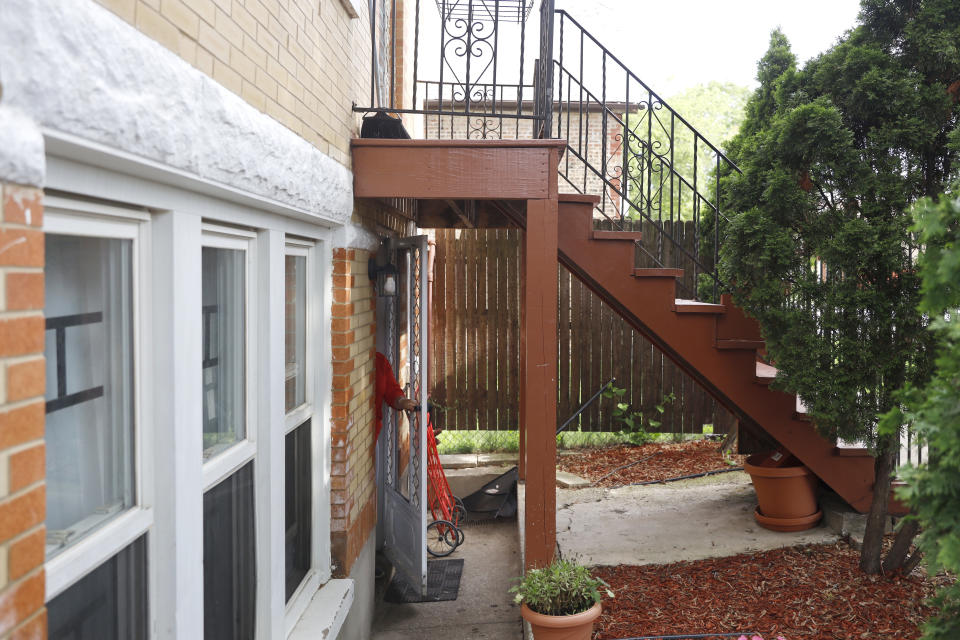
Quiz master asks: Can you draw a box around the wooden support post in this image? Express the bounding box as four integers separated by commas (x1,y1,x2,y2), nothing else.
519,231,527,482
522,196,559,570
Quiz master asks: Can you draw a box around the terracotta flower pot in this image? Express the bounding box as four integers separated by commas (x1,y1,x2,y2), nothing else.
745,453,821,531
520,602,601,640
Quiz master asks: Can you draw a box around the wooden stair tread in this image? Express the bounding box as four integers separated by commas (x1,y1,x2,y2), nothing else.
558,193,601,204
632,268,684,278
716,338,765,350
835,446,872,457
592,230,642,241
673,299,725,314
755,361,777,384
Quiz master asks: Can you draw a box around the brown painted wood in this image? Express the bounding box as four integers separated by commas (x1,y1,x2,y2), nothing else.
352,139,566,199
433,230,448,426
523,198,559,570
482,230,495,432
494,230,508,429
557,197,878,512
673,301,726,314
632,268,684,278
517,226,526,481
559,265,571,426
593,230,644,241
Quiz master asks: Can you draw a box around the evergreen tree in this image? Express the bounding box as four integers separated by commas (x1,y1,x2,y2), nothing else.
884,187,960,639
718,1,960,574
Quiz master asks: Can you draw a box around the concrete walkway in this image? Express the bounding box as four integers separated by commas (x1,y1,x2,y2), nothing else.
371,519,523,640
556,471,839,566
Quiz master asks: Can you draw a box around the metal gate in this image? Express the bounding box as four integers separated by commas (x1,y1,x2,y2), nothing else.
380,236,430,596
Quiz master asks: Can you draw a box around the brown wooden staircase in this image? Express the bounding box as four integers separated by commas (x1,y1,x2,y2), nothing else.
555,193,884,514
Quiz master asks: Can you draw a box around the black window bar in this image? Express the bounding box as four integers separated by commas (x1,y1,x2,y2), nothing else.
45,312,105,414
202,304,219,370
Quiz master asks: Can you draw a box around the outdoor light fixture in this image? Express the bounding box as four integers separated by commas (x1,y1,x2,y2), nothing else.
369,237,399,297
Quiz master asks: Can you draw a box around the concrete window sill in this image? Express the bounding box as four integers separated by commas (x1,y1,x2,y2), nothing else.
289,579,354,640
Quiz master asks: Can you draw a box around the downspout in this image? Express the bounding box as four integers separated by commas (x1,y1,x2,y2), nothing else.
427,237,436,391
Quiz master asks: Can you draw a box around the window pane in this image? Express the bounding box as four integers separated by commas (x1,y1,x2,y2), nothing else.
285,255,306,412
47,535,148,640
202,247,246,458
203,462,256,640
285,419,312,601
44,234,135,557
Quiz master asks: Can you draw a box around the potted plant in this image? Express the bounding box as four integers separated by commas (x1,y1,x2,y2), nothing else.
743,450,821,532
510,558,612,640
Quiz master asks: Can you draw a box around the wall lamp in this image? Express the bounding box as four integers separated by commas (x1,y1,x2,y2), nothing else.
369,237,398,297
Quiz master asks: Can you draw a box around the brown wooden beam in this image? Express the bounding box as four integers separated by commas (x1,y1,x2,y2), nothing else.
352,139,566,200
522,196,559,570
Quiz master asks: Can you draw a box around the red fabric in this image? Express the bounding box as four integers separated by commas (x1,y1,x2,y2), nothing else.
375,352,405,441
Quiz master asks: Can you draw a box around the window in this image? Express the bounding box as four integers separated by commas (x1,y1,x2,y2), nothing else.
47,536,148,640
202,245,247,458
285,254,307,413
285,420,312,601
203,463,256,640
284,242,313,606
42,201,151,639
45,233,136,555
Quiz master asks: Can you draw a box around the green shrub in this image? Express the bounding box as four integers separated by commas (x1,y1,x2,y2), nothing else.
510,558,613,616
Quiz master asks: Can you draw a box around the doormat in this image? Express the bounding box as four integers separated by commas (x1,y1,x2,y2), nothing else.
384,559,464,603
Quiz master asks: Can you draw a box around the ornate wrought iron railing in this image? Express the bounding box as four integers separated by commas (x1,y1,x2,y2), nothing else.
356,1,740,301
357,0,549,138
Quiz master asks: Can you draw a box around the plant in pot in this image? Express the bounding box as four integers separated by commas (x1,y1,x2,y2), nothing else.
510,557,613,639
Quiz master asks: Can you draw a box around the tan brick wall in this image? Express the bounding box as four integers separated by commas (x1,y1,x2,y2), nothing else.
0,184,47,639
94,0,389,167
329,247,377,577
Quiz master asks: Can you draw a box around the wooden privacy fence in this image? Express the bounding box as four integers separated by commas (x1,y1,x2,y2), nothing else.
429,225,736,434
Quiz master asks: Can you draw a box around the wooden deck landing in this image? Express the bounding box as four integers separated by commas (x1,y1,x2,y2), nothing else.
351,138,567,200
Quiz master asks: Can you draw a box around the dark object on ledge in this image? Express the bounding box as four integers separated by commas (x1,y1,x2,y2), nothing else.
360,111,410,139
461,466,518,520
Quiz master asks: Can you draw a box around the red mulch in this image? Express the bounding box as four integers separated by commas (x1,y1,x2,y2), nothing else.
591,541,953,640
558,440,746,487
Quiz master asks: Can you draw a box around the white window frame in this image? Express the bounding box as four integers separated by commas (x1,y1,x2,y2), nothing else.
42,198,155,608
200,223,259,492
45,141,340,640
282,237,333,634
284,241,313,431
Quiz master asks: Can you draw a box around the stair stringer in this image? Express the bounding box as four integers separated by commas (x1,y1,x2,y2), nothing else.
556,197,876,513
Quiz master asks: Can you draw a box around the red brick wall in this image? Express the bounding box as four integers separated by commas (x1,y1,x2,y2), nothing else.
329,248,377,577
0,184,47,639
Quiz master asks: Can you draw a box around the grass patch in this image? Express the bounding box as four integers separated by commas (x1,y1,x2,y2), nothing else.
435,429,713,454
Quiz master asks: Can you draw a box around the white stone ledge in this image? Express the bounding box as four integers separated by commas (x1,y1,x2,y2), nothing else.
289,578,355,640
0,0,353,225
0,105,45,187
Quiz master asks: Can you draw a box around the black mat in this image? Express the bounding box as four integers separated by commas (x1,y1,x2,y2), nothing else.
384,559,464,603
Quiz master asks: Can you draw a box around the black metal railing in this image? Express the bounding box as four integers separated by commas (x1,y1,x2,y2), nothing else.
356,1,740,301
357,0,548,139
549,9,740,301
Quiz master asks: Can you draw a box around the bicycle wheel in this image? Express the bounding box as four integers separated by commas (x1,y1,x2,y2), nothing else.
426,520,458,557
453,496,467,527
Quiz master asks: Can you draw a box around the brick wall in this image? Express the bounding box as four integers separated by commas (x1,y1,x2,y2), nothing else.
0,184,47,639
329,247,377,577
94,0,386,166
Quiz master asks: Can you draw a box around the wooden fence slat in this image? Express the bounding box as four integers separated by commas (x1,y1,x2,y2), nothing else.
508,229,520,429
495,229,508,427
433,231,447,427
430,224,723,434
466,228,477,429
482,230,495,431
558,265,572,425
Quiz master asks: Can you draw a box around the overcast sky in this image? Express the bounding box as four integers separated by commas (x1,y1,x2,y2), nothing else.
555,0,864,95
